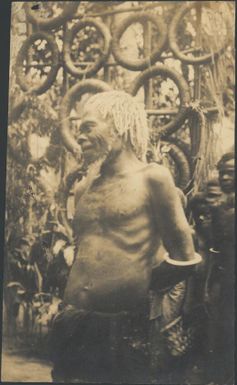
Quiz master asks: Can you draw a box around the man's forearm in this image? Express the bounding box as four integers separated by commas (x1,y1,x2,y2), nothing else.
150,253,202,291
162,226,197,262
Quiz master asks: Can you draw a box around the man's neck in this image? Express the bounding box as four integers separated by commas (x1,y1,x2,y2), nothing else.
100,148,143,177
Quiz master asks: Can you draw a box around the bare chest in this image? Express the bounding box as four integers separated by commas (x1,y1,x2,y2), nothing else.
73,176,150,230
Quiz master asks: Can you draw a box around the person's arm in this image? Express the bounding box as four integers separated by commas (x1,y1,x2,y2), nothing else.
203,248,220,302
147,163,195,260
146,164,201,290
203,203,222,301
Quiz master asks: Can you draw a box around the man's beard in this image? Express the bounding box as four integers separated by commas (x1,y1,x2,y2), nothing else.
82,144,113,190
82,133,119,171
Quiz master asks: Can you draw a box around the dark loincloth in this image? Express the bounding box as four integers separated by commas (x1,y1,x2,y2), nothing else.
49,304,150,383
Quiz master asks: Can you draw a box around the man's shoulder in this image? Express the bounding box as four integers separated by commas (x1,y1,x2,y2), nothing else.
143,162,173,185
143,163,177,202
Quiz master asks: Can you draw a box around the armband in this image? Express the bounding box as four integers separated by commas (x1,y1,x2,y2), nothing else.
209,248,220,254
150,253,202,291
164,252,202,266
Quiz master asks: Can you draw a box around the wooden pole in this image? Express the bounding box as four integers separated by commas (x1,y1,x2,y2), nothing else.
81,2,175,18
103,15,112,83
143,18,153,140
190,2,202,166
61,22,69,182
62,23,68,96
143,20,153,109
28,197,33,235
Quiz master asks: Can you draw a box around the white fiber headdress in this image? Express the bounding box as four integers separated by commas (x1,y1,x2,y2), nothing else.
85,91,149,161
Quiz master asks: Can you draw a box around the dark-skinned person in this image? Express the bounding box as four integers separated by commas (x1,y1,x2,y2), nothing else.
204,152,235,384
49,91,201,383
189,180,222,291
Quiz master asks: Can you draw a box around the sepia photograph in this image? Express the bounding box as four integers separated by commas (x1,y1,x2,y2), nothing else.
1,1,235,384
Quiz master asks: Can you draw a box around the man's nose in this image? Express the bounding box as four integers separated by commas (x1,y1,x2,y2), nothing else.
78,134,87,145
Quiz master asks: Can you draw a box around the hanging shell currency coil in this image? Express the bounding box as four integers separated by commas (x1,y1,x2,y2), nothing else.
15,32,60,95
131,64,190,138
59,79,112,156
111,12,167,71
159,140,191,191
168,2,229,65
166,136,191,164
24,2,78,31
63,18,111,78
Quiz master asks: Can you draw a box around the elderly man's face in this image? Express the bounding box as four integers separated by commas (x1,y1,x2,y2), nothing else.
219,159,235,193
78,105,122,164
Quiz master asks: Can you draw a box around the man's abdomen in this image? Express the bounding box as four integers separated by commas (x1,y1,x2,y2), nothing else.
64,235,153,313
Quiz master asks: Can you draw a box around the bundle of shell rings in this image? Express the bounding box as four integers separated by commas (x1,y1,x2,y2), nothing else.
12,2,229,194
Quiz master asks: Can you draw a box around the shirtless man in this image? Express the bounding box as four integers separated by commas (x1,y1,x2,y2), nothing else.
51,91,201,383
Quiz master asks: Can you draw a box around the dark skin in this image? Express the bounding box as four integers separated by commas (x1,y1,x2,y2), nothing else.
211,158,235,249
218,159,234,194
64,106,195,313
202,159,235,382
205,184,222,208
204,158,235,302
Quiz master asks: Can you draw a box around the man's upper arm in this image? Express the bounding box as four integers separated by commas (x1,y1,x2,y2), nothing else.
146,163,195,261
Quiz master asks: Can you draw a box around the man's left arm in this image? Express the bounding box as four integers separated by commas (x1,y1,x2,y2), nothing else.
147,164,196,261
147,164,201,289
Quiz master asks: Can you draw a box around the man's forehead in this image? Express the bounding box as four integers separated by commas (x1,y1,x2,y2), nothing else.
81,106,114,129
81,104,105,120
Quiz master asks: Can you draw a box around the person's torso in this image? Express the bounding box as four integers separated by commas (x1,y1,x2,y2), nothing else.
64,171,160,312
